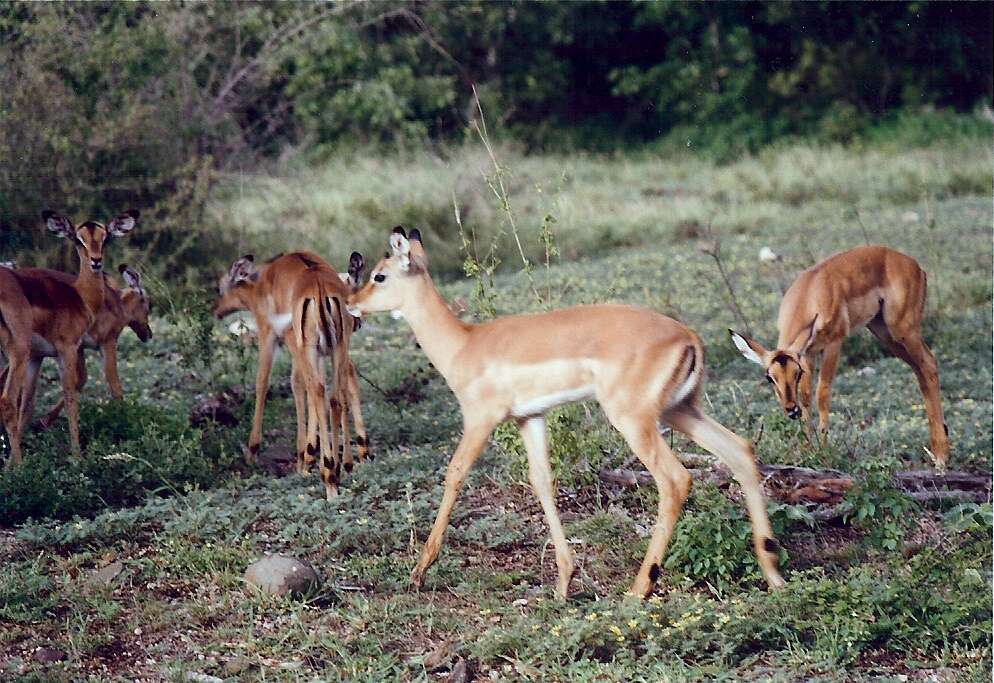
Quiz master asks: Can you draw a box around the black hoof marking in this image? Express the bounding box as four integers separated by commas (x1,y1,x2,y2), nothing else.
248,443,260,455
344,461,354,473
355,435,366,446
306,443,318,456
648,563,661,583
763,537,780,553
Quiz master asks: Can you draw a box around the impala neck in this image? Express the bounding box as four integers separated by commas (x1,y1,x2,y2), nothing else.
73,245,105,317
400,274,470,380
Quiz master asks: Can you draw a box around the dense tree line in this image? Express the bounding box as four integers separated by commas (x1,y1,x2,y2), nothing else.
1,1,990,273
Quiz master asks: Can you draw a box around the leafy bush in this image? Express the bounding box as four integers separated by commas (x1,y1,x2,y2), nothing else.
0,399,240,524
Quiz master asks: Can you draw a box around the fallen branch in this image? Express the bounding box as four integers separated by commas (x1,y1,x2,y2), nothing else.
599,453,991,511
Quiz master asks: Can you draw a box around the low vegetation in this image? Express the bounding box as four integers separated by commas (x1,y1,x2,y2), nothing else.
0,140,991,679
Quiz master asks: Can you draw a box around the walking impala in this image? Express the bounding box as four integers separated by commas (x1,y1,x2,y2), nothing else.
0,264,152,433
211,251,368,498
0,210,137,466
730,245,949,468
347,227,785,599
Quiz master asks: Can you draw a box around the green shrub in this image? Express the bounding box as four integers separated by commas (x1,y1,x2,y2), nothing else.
0,399,240,525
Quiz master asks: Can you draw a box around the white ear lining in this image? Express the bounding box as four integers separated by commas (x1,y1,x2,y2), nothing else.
731,332,763,365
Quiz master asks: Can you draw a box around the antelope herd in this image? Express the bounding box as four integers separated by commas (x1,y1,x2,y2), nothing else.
0,214,951,598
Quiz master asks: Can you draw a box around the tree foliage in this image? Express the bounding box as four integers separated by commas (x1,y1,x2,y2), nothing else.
0,1,989,276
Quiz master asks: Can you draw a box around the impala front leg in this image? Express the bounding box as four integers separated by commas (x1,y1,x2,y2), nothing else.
411,419,495,590
815,341,842,437
247,327,277,465
102,340,123,400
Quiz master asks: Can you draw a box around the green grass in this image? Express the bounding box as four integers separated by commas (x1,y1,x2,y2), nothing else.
1,136,991,680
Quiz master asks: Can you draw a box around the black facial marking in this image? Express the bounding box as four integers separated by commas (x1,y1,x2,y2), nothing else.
648,563,661,583
763,537,780,553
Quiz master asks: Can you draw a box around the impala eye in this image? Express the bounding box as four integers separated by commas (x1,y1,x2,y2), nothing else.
374,273,386,283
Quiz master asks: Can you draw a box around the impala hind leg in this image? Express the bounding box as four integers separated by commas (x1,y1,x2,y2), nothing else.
664,404,785,589
605,408,692,598
518,417,576,599
345,362,370,462
19,359,43,434
307,353,338,499
868,316,949,467
0,351,28,467
411,419,495,589
290,361,309,474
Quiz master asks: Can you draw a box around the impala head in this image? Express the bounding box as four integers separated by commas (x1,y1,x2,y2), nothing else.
118,264,152,342
43,209,138,273
212,254,257,319
729,317,818,420
347,227,427,318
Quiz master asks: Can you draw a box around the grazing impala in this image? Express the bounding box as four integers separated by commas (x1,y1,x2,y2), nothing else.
347,227,785,599
0,210,137,466
211,252,368,497
730,245,949,468
0,264,152,433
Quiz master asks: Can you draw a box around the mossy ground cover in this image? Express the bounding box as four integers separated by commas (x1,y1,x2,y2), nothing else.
1,144,990,681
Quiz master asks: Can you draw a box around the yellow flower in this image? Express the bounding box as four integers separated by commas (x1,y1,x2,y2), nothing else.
628,619,639,629
585,612,598,621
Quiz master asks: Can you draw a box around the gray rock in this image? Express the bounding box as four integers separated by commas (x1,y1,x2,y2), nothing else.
87,561,124,587
34,647,65,663
243,555,319,596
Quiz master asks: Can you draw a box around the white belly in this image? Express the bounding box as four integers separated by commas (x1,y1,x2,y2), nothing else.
511,384,596,418
267,312,293,336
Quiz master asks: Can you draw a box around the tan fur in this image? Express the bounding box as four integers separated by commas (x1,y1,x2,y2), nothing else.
211,252,368,498
0,268,153,432
348,228,785,599
731,245,948,467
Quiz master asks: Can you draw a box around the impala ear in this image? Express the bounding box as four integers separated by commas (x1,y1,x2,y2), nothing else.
407,229,428,271
389,228,412,271
119,264,143,291
348,251,365,284
789,316,819,356
228,254,257,285
106,209,139,237
43,210,75,238
729,329,767,366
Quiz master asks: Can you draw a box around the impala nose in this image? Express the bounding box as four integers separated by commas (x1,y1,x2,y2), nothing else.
89,258,102,271
786,406,801,420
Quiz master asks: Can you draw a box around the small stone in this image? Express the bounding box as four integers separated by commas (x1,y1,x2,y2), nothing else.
856,366,877,377
87,561,124,587
34,647,66,663
224,656,253,676
243,555,319,597
901,210,919,223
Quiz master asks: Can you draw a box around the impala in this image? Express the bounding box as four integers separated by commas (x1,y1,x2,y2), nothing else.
0,264,152,433
211,251,368,498
730,245,949,467
347,227,785,599
0,210,137,467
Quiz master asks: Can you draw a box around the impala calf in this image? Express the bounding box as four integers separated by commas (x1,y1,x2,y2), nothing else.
0,264,153,432
211,252,368,497
347,227,785,599
0,210,137,466
730,245,949,467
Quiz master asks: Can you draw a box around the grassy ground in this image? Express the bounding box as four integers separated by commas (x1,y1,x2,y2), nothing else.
1,141,991,681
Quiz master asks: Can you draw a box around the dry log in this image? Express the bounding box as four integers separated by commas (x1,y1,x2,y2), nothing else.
599,452,991,511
